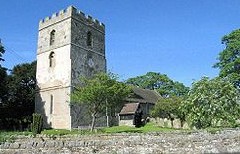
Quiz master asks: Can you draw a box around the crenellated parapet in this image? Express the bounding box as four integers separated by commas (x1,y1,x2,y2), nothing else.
39,6,105,31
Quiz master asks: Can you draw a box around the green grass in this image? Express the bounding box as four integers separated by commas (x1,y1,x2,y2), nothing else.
0,131,32,143
40,123,180,135
102,122,178,133
0,123,230,143
0,123,188,142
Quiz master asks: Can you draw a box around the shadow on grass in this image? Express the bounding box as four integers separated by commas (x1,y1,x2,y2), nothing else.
107,129,143,133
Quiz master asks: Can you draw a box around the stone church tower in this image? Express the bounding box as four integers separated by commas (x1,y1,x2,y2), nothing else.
35,6,106,129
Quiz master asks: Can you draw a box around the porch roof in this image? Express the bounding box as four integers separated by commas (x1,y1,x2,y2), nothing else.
119,103,140,115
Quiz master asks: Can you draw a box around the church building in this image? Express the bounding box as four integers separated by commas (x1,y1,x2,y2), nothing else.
35,6,106,129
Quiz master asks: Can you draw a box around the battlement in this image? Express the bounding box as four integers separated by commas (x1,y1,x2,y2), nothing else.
39,6,105,31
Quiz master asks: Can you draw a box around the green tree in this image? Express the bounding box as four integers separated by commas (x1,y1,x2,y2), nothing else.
151,96,184,123
126,72,189,97
180,77,240,129
214,29,240,89
0,61,36,130
71,72,131,131
0,39,5,62
0,41,7,105
7,61,36,107
0,68,8,104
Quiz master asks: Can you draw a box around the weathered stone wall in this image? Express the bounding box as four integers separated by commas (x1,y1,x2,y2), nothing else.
70,104,108,128
69,5,106,128
35,87,71,129
1,129,240,154
36,6,106,130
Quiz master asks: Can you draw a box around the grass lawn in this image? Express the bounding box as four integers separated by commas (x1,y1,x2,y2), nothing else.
0,131,32,143
41,122,181,135
0,123,228,144
102,122,178,133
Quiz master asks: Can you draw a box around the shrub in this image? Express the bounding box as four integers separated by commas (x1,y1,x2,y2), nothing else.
30,113,43,135
180,77,240,129
151,96,184,122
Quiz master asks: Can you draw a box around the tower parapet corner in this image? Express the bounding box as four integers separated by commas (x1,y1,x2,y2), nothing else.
71,7,105,29
39,6,105,30
100,22,105,28
39,6,71,26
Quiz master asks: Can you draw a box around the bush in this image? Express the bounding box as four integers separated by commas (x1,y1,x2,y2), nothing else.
151,96,184,121
134,110,143,128
181,77,240,129
30,113,43,135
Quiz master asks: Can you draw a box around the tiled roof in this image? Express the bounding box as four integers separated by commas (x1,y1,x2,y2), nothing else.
119,103,139,115
129,87,161,103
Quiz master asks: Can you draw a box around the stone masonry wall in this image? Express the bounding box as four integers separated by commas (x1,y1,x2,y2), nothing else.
1,129,240,154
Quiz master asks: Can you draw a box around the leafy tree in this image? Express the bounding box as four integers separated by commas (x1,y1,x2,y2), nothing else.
126,72,189,97
0,61,36,130
180,77,240,129
214,29,240,89
151,96,184,123
0,40,5,63
7,61,36,107
0,41,8,106
71,72,132,131
0,67,8,104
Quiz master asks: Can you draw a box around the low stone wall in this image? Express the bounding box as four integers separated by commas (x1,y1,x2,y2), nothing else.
1,129,240,153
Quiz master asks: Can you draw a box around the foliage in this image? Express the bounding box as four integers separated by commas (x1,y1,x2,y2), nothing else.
0,41,7,105
126,72,189,97
0,40,5,62
0,131,32,144
0,61,36,131
0,66,8,104
214,29,240,89
133,110,143,128
31,113,43,136
7,61,36,107
71,72,132,132
180,77,240,129
151,96,184,121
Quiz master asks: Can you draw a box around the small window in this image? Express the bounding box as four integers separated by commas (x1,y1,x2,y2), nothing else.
87,31,92,47
50,30,56,45
49,52,55,67
50,95,53,114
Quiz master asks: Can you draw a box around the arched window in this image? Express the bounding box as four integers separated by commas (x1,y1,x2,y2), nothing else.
50,30,55,45
50,95,53,114
87,31,92,47
49,52,55,67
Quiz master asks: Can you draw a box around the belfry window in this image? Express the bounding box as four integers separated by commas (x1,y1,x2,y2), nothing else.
87,31,92,47
49,52,55,67
50,30,56,45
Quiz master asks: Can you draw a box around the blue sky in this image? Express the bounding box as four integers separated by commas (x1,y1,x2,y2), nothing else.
1,0,240,86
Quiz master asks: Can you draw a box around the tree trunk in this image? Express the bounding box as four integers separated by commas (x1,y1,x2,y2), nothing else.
91,113,96,132
106,106,109,127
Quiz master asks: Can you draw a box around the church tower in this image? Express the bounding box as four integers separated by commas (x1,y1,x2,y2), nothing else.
35,6,106,129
